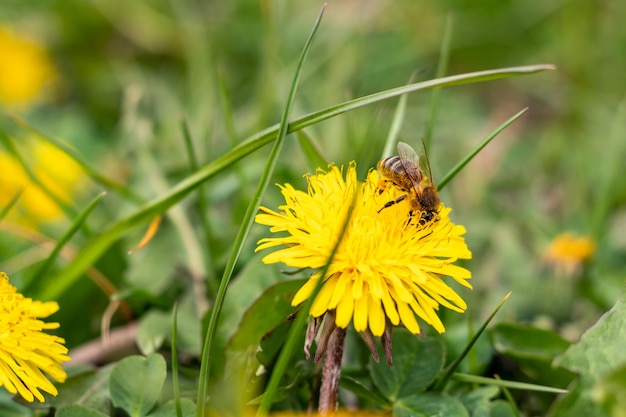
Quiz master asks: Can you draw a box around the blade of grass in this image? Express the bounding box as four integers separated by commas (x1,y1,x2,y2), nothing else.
40,66,554,301
290,65,553,134
424,12,454,149
495,375,522,417
172,303,183,417
381,72,417,158
0,129,79,220
195,5,327,416
0,188,23,220
7,113,144,204
590,97,626,239
216,64,252,205
437,107,528,191
27,192,106,291
180,119,215,282
297,130,328,170
432,292,511,391
452,373,568,395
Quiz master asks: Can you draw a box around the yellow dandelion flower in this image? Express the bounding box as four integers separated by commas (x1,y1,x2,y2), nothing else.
0,27,56,108
543,232,595,276
0,139,84,226
0,272,70,403
255,162,472,340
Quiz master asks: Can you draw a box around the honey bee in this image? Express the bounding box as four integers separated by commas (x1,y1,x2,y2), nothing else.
377,141,440,223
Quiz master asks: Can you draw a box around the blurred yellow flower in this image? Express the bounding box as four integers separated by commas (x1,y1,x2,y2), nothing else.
543,232,595,276
0,27,56,108
0,272,70,402
0,139,83,226
255,163,472,341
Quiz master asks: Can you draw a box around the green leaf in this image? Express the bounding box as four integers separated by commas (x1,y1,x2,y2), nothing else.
340,375,390,407
491,323,570,360
56,405,108,417
43,367,112,411
0,389,31,417
489,400,517,417
146,398,196,417
491,323,575,390
229,279,305,351
56,405,109,417
137,310,171,355
456,386,500,416
549,287,626,417
110,354,167,417
592,363,626,417
371,330,445,401
393,393,469,417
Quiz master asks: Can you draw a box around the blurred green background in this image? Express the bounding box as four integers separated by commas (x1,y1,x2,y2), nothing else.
1,0,624,378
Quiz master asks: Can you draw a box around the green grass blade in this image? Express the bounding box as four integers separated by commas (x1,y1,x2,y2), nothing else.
590,97,626,239
0,128,78,220
180,119,214,277
424,13,454,149
28,192,106,291
452,373,568,394
195,5,326,416
437,107,528,191
289,65,553,134
297,130,328,170
171,303,183,417
496,375,522,417
7,113,144,204
217,65,239,146
432,292,511,391
0,188,23,220
39,67,553,301
381,72,416,158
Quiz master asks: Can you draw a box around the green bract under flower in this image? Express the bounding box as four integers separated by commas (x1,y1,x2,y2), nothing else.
255,162,472,337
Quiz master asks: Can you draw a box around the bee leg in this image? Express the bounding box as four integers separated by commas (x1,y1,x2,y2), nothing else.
377,195,407,213
377,179,393,194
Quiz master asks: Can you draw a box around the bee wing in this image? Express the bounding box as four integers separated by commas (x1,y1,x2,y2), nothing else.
397,141,420,165
396,141,424,186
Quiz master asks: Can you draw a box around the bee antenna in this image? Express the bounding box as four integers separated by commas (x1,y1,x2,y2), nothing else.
420,137,434,185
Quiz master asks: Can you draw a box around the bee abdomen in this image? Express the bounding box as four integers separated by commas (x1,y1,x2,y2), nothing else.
378,156,405,176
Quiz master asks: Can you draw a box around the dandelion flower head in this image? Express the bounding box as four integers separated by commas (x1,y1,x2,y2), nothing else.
0,272,70,402
0,27,56,108
255,162,472,337
543,232,595,276
0,139,84,226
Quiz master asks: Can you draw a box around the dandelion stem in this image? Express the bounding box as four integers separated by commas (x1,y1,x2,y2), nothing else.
319,327,346,413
